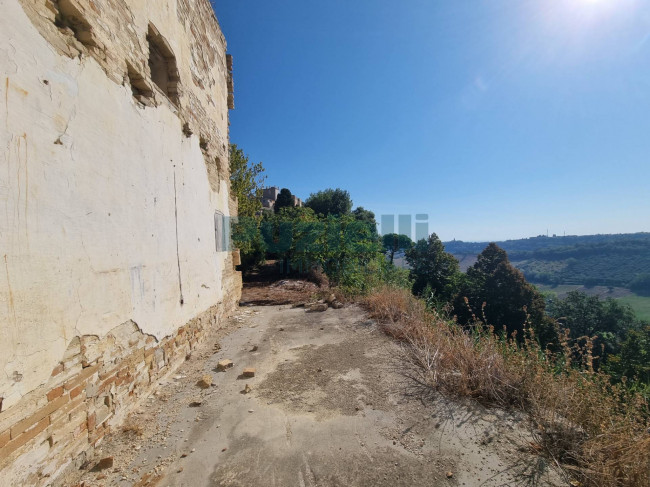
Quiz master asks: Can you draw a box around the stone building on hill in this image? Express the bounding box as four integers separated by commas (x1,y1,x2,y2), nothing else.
261,186,303,211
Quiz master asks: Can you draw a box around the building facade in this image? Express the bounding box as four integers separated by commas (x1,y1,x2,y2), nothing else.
0,0,241,483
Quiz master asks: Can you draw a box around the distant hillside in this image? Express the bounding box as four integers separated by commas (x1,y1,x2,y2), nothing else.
444,233,650,288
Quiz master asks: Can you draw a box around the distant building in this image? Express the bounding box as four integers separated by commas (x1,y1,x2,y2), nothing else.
262,186,280,201
261,186,303,211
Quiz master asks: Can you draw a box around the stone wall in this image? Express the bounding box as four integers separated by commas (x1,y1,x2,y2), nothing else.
0,0,241,483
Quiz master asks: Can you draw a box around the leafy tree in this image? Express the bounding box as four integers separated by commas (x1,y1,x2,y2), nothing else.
229,144,266,273
305,188,353,217
382,233,413,264
231,215,266,274
274,188,294,214
606,324,650,394
547,291,637,360
229,144,265,218
405,234,460,303
453,243,555,345
262,206,320,272
352,207,378,237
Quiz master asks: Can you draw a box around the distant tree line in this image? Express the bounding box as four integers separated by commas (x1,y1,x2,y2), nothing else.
445,234,650,292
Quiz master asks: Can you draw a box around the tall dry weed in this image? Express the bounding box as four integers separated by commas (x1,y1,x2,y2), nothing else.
363,286,650,487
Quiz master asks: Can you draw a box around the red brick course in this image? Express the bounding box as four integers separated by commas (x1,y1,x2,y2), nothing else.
46,386,64,402
0,302,236,485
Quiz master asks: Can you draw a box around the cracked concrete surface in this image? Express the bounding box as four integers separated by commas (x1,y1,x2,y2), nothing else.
70,304,564,487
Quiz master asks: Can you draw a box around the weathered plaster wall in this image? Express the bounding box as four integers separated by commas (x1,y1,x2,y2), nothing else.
0,0,240,482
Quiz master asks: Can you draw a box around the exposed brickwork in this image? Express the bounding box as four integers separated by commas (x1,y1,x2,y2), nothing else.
0,301,237,485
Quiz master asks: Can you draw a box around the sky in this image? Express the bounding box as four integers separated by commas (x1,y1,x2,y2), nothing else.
211,0,650,242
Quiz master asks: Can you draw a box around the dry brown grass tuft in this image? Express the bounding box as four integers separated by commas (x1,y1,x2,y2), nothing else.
121,419,144,437
363,286,650,487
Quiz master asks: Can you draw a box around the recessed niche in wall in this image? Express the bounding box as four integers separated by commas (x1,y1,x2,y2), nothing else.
147,24,180,107
55,0,97,48
126,62,154,104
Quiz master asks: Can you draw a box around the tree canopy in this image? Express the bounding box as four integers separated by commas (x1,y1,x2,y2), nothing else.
547,290,639,361
274,188,294,214
382,233,413,264
405,234,460,302
352,207,378,237
453,243,555,344
305,188,353,217
229,144,265,218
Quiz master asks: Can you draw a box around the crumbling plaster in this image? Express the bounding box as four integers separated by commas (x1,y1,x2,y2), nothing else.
1,0,239,411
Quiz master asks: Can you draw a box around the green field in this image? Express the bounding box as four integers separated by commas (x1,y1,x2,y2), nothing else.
536,284,650,322
616,295,650,322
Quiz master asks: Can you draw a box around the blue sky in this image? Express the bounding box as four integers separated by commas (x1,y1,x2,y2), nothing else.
211,0,650,241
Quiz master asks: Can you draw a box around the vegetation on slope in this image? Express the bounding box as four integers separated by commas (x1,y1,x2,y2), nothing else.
230,150,649,485
445,233,650,289
363,286,649,487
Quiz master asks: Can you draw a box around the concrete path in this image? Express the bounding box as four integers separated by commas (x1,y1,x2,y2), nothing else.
73,304,564,487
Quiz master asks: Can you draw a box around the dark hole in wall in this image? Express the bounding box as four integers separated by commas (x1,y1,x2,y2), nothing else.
200,136,209,151
126,62,153,103
147,24,180,107
54,0,97,48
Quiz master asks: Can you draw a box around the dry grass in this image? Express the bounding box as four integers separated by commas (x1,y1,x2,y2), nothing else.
121,417,145,436
363,286,650,487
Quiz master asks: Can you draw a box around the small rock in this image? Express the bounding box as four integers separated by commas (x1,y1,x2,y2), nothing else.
242,384,252,394
248,409,254,413
326,293,336,304
250,345,258,352
216,359,234,371
177,467,184,473
189,400,202,407
197,375,213,389
180,453,188,458
242,368,256,378
191,448,196,453
446,471,454,478
221,447,227,452
331,301,344,309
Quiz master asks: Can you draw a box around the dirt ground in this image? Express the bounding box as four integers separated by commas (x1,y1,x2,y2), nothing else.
66,279,565,487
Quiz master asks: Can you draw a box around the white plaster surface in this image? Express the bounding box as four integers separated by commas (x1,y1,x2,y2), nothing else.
0,0,235,410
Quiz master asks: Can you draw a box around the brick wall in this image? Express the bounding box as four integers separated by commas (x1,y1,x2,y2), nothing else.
0,293,239,485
